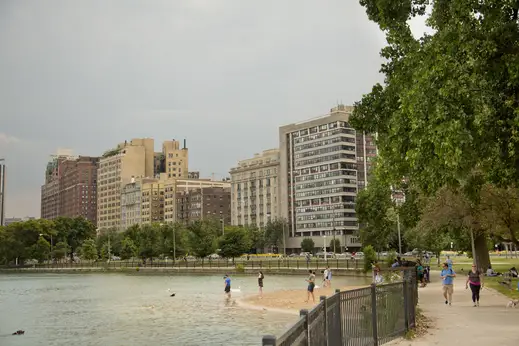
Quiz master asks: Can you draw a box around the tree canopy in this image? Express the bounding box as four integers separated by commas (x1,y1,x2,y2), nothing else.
352,0,519,192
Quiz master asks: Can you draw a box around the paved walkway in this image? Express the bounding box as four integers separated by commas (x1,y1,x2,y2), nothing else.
392,277,519,346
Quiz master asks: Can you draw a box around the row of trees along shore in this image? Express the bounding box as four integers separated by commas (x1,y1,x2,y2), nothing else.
0,216,296,265
354,0,519,270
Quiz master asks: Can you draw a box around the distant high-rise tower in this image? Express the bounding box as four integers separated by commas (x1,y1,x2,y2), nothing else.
279,105,377,252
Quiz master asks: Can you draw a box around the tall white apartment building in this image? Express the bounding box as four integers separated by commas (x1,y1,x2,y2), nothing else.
229,149,280,228
280,105,374,251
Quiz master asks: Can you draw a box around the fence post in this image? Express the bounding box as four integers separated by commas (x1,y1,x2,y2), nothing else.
300,309,309,346
403,279,409,331
262,335,277,346
335,289,343,342
370,283,379,346
320,296,329,346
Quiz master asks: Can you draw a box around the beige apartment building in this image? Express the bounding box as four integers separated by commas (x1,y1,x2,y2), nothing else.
141,178,165,224
121,178,143,229
229,149,280,228
97,138,155,230
163,140,188,179
279,105,376,252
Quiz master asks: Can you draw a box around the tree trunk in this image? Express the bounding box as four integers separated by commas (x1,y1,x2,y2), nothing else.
475,233,491,271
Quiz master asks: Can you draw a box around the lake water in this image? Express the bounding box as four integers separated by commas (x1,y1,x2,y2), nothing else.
0,272,369,346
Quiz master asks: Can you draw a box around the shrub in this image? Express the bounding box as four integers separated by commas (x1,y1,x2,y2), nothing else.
235,263,245,273
386,251,397,267
363,245,377,273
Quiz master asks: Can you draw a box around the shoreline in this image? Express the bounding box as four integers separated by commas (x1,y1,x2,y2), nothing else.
0,266,369,277
237,284,369,315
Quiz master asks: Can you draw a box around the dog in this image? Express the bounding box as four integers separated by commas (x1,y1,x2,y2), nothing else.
506,299,518,308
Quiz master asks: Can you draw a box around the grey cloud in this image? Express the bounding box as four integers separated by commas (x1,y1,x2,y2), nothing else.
0,0,428,217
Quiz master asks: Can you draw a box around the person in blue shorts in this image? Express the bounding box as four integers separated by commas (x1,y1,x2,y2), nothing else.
305,270,316,303
224,274,231,298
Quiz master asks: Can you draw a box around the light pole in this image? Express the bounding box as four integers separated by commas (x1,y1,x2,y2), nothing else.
0,158,5,227
282,221,286,257
220,218,225,236
391,187,405,255
332,215,336,255
161,223,176,263
323,235,327,261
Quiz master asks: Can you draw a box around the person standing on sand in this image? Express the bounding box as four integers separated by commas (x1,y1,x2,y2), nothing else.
224,274,231,299
327,267,332,287
258,271,264,297
441,263,456,305
322,268,329,287
466,264,483,307
305,270,316,303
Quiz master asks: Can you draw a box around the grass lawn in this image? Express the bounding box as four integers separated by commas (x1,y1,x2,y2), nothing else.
484,276,519,299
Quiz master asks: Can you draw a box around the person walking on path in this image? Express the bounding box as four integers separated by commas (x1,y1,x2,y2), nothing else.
441,262,456,305
466,264,483,307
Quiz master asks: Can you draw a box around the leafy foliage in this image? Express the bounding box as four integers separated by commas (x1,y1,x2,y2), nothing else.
300,238,315,253
32,237,50,263
218,227,252,259
186,219,219,260
264,218,287,249
52,241,70,261
78,239,98,262
356,176,395,251
120,237,137,260
362,245,377,273
353,0,519,191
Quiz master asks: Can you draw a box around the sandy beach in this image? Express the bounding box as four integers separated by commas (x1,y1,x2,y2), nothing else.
241,284,368,314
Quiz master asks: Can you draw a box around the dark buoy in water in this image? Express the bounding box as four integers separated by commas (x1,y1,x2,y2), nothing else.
170,293,176,297
12,330,24,335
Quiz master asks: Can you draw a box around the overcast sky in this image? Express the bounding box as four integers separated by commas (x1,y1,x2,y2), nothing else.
0,0,430,218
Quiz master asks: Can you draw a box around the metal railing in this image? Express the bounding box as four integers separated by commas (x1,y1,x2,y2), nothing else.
262,268,418,346
0,258,365,271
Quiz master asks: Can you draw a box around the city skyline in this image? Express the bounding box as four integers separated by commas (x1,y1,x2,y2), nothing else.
0,1,431,218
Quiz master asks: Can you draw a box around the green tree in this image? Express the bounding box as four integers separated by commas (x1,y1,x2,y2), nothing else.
137,224,162,262
479,184,519,246
353,0,519,190
264,218,287,251
218,228,252,260
356,176,395,252
362,245,377,273
246,225,266,253
186,219,218,261
159,222,186,260
54,217,96,260
52,241,70,262
329,238,341,253
31,236,51,263
120,237,138,260
78,239,98,262
300,238,315,253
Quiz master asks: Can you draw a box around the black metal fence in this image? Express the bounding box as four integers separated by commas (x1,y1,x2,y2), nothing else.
262,268,418,346
0,258,364,271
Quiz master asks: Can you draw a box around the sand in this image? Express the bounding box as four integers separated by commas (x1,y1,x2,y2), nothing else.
241,284,368,314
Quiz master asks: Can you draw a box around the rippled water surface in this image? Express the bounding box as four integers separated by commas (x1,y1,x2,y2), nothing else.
0,272,369,346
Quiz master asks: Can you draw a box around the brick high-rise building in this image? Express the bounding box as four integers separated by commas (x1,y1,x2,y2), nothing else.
40,153,99,225
176,187,231,226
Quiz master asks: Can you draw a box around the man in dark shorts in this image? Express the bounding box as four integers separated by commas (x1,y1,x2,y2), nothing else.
224,274,231,298
305,270,316,303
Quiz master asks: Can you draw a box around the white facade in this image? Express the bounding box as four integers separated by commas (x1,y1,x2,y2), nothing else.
280,105,365,250
229,149,280,228
120,180,142,229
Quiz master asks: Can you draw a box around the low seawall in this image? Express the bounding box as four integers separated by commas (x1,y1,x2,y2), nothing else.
0,266,368,277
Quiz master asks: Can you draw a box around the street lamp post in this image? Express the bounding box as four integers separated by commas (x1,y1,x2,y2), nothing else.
220,218,225,236
332,215,336,255
391,187,405,255
161,223,176,263
323,235,327,261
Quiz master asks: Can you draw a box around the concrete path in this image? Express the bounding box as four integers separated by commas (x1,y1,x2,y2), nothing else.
392,277,519,346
